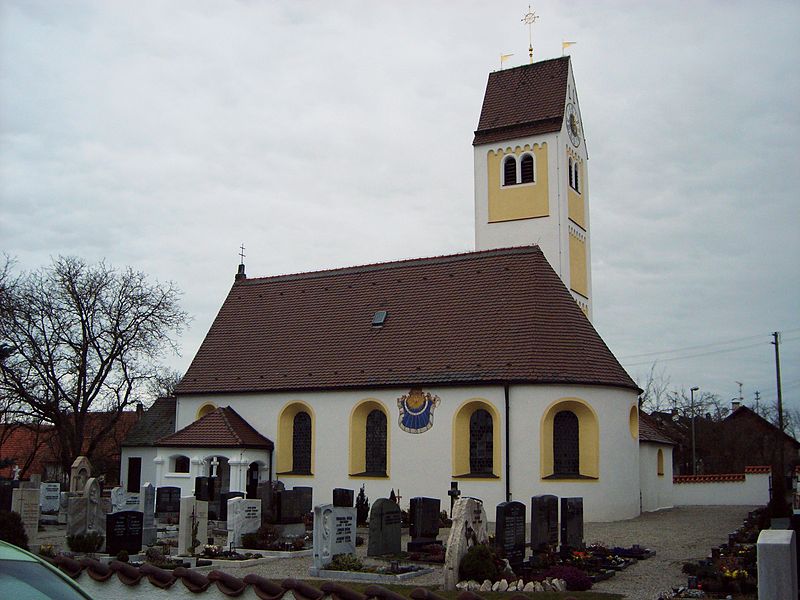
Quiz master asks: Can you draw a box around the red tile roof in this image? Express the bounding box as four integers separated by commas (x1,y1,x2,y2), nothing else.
175,246,638,396
156,406,273,449
639,411,677,445
473,57,570,145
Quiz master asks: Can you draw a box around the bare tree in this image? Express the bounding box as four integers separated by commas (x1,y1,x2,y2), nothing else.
636,362,672,413
0,256,189,478
146,368,184,399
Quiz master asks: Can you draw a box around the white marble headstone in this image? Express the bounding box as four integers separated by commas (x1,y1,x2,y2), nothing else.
11,488,40,547
311,504,356,573
40,483,61,514
226,497,261,548
757,529,797,599
443,497,489,590
178,496,208,556
110,487,126,512
140,483,156,546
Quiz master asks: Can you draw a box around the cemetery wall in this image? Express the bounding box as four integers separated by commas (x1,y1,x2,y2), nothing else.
639,442,673,512
119,446,157,492
176,381,641,521
672,471,770,506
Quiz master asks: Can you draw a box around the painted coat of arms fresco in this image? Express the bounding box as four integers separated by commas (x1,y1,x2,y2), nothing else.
397,388,440,433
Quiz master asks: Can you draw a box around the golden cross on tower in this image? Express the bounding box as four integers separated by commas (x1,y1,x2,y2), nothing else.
521,5,539,64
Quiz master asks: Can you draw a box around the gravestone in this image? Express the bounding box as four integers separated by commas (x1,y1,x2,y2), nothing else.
140,483,157,547
333,488,354,507
110,487,126,513
0,481,13,512
310,504,356,574
40,483,61,514
106,510,143,555
531,494,559,550
227,497,261,548
560,497,584,550
58,492,69,524
178,497,209,556
124,493,141,510
408,496,442,552
447,482,461,517
296,486,313,514
66,478,106,548
218,491,244,522
11,487,40,547
256,482,274,524
367,498,402,556
155,486,181,515
495,501,526,570
276,489,303,524
195,476,212,502
757,529,797,599
69,456,92,493
443,497,489,590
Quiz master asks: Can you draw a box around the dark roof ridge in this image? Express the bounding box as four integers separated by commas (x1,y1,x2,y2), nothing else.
237,245,543,285
487,55,569,75
474,116,564,138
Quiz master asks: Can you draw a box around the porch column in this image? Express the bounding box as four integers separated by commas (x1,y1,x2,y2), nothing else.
153,456,164,488
228,458,248,494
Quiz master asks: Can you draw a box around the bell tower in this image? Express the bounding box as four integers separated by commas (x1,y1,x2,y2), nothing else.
473,56,592,319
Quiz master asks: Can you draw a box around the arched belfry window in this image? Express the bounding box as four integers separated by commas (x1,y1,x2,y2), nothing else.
520,154,534,183
568,158,574,189
503,156,517,186
292,411,312,474
469,409,493,474
365,409,387,475
553,410,580,476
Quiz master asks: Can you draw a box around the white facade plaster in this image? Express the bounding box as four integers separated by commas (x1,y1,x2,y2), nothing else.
119,447,157,494
672,472,770,506
172,382,639,521
639,443,674,512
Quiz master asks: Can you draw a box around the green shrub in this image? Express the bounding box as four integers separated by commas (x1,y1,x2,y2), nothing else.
0,510,29,550
328,553,364,572
116,549,129,562
66,532,104,553
458,544,499,582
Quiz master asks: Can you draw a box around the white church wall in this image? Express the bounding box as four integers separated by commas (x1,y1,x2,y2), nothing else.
639,442,674,512
175,381,640,521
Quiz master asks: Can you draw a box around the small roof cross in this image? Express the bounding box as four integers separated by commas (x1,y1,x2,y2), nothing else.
239,243,246,263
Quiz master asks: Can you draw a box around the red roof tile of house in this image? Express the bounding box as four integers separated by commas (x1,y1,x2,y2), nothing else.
473,57,570,146
156,406,273,449
175,246,638,396
639,411,677,445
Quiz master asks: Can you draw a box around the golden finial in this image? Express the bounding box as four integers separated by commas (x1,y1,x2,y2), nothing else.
521,5,539,64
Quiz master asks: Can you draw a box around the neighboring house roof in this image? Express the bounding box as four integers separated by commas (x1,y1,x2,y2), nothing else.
724,405,800,447
175,245,638,396
639,411,677,445
156,406,274,450
122,397,177,447
473,56,570,146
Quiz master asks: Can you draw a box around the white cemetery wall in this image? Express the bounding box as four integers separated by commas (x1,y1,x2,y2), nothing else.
175,382,642,521
757,529,797,599
673,470,770,506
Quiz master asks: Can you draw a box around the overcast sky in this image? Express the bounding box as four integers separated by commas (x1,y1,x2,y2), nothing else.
1,1,798,416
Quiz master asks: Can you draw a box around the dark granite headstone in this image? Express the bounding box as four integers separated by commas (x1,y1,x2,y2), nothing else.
560,497,584,550
495,501,526,569
195,477,212,502
276,489,302,524
155,486,181,515
218,492,244,522
295,486,313,514
256,481,279,524
408,496,441,552
106,510,143,555
367,498,402,556
0,481,13,512
531,494,559,550
333,488,354,507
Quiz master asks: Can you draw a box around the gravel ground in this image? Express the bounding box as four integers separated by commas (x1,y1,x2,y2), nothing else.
220,505,757,599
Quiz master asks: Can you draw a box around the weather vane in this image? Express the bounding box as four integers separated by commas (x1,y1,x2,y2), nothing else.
239,243,246,263
521,5,539,64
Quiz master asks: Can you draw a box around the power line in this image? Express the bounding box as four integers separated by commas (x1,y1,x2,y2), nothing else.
621,340,770,367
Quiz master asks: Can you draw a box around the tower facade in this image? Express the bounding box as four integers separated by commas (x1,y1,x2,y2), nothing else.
473,56,592,319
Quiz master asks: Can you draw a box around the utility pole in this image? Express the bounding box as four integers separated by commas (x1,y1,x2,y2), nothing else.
771,331,785,505
690,386,699,475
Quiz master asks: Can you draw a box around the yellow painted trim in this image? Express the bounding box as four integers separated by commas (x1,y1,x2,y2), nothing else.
276,401,316,476
657,448,664,477
539,397,599,479
348,398,391,478
451,398,502,478
569,231,588,298
452,476,500,482
196,403,216,420
487,144,549,222
629,405,639,440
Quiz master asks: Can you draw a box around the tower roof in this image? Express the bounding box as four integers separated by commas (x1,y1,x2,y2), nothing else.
175,245,638,396
473,56,570,146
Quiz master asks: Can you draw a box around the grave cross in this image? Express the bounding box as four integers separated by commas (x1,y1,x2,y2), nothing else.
448,481,461,517
210,456,219,478
395,489,402,505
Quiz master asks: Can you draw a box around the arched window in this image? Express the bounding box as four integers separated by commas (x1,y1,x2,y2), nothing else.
569,158,574,189
172,455,190,473
574,163,580,193
365,409,387,475
292,411,312,474
657,449,665,477
503,156,517,186
520,154,534,183
197,403,216,420
553,410,580,476
469,409,493,474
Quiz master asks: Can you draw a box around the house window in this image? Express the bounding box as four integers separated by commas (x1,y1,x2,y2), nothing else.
173,455,190,473
520,154,534,183
553,410,580,476
365,409,387,475
127,457,141,493
503,156,517,186
469,409,493,474
292,411,312,474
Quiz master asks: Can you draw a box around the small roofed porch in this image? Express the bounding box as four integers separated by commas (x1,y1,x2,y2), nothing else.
154,406,274,498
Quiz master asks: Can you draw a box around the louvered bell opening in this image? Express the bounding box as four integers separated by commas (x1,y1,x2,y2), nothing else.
372,310,388,327
503,156,517,186
520,154,534,183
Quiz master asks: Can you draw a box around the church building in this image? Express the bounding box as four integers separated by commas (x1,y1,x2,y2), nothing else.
121,56,646,522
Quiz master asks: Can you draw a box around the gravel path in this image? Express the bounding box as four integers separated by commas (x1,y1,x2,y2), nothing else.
220,505,756,599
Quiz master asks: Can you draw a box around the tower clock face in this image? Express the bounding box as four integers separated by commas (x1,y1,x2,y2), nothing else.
565,103,581,147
